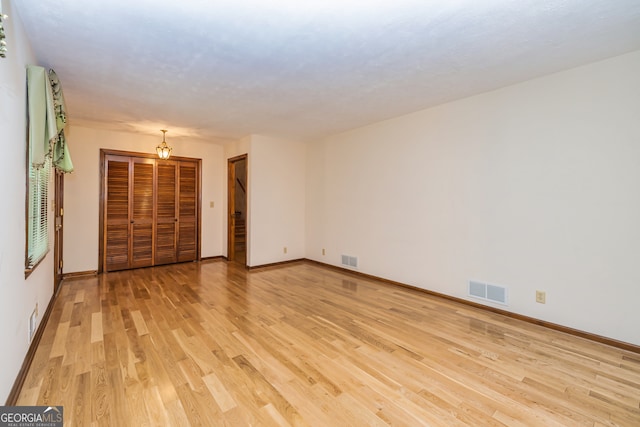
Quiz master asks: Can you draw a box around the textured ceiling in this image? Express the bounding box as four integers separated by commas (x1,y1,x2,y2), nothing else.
12,0,640,143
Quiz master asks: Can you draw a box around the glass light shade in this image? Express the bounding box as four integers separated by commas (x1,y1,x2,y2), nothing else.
156,130,172,159
156,142,172,159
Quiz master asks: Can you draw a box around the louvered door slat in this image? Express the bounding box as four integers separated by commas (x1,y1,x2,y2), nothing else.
131,160,154,268
155,161,177,265
105,158,130,271
178,163,198,262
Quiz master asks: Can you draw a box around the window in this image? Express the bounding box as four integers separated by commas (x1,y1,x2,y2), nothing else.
25,65,72,275
25,157,51,273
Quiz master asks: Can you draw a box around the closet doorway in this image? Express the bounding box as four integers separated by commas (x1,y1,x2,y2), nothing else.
99,149,201,272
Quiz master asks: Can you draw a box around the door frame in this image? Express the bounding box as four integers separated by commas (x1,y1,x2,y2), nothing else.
98,149,202,273
53,170,64,293
227,154,247,264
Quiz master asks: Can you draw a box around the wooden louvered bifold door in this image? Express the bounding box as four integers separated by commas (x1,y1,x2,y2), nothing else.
155,161,177,265
177,162,198,262
105,157,131,271
102,152,200,272
131,159,155,268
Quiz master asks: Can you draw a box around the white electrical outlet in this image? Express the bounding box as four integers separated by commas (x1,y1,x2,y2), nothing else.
536,290,546,304
283,247,287,254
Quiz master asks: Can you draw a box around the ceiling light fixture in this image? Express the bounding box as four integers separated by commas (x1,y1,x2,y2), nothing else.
156,129,172,160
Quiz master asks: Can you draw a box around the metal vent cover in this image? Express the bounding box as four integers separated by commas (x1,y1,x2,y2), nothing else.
469,280,508,305
341,255,358,268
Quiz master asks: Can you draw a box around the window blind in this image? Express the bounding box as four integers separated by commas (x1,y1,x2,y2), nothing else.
26,157,50,269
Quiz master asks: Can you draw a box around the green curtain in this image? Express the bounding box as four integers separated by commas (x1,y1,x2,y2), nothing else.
49,69,73,172
26,65,74,173
26,65,57,168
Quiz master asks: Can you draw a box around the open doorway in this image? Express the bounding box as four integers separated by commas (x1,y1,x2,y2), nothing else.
227,154,247,265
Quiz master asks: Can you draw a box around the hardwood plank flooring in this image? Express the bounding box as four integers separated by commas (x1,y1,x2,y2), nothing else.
16,261,640,426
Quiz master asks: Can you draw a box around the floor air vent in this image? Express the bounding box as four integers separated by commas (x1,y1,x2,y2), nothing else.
341,255,358,268
469,281,508,305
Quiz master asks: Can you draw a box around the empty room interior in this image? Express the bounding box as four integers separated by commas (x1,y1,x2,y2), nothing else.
1,0,640,425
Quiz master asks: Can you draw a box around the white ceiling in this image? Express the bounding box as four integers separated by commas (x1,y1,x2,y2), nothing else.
12,0,640,143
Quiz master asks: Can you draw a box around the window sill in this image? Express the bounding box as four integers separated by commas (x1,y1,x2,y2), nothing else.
24,249,50,279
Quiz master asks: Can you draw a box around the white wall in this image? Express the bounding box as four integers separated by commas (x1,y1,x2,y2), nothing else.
64,126,226,273
223,135,306,266
0,0,55,403
306,50,640,346
249,135,306,266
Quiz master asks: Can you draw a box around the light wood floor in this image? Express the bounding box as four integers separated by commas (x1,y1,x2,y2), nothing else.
16,261,640,426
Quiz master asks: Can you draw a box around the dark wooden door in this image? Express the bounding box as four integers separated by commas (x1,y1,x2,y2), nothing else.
105,156,131,271
177,162,198,262
155,161,178,265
